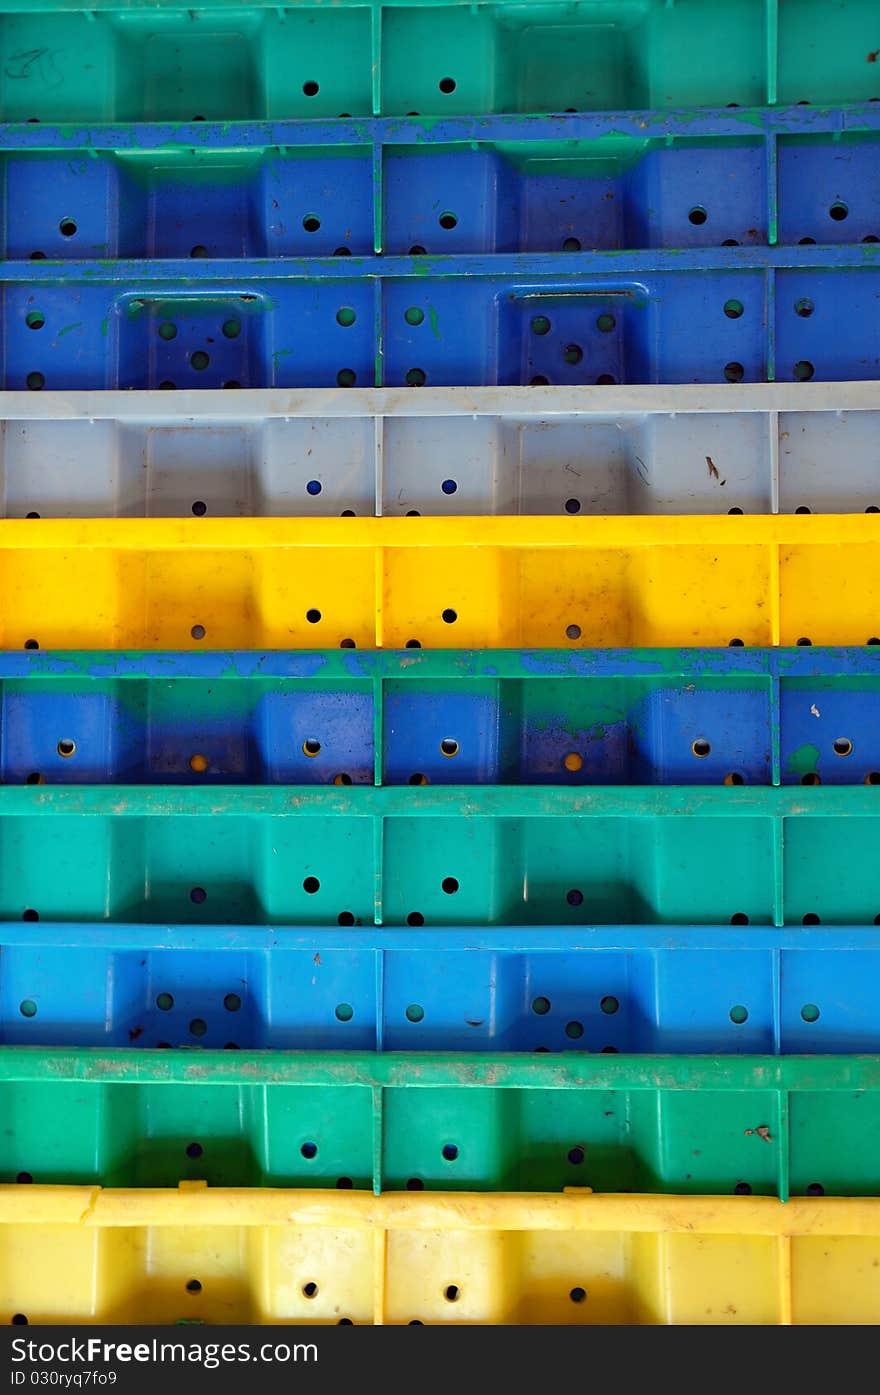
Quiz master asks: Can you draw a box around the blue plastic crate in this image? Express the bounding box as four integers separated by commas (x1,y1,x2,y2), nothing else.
2,923,879,1054
1,647,879,787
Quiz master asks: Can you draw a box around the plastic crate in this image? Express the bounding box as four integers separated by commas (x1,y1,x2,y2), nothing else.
3,105,880,259
0,1050,878,1195
4,923,880,1054
1,382,879,517
0,514,879,649
2,1182,879,1325
2,646,880,787
4,250,878,388
0,0,875,120
0,784,875,926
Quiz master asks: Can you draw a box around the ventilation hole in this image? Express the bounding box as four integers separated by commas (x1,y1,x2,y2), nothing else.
730,913,750,926
723,299,744,319
340,638,356,649
191,500,207,516
337,911,356,927
16,1172,32,1184
562,237,581,252
441,478,457,495
301,1142,317,1159
190,244,208,258
734,1182,752,1196
303,876,320,894
25,512,39,519
191,624,206,640
796,637,812,647
302,739,321,758
722,239,740,246
334,246,352,256
793,360,815,381
25,773,43,785
409,773,428,786
729,1004,749,1024
692,738,711,758
833,737,853,757
159,380,177,390
563,343,583,365
25,311,44,330
19,999,36,1019
185,1142,203,1158
439,77,456,93
306,608,322,624
337,1178,353,1190
190,887,207,904
29,250,46,259
566,889,584,907
724,772,745,785
531,996,551,1016
407,1177,424,1190
729,638,745,647
869,638,880,646
802,913,820,925
596,374,617,385
566,623,581,640
570,1287,587,1304
11,1315,28,1325
440,739,459,758
728,507,744,515
688,206,708,225
798,236,816,244
335,1003,353,1022
186,1280,202,1294
56,739,75,758
405,639,422,648
22,909,38,922
563,752,583,772
867,506,880,514
441,608,457,624
189,753,208,774
441,876,459,894
795,298,814,318
336,307,356,327
531,315,551,336
26,372,44,390
333,773,352,787
301,1282,319,1299
157,992,174,1011
442,1144,458,1161
59,218,77,237
801,1003,820,1022
407,911,424,927
406,1004,424,1023
600,996,619,1015
795,505,812,515
439,212,457,230
24,640,39,650
302,80,319,96
405,368,426,386
806,1182,825,1196
829,201,849,221
600,1045,619,1054
406,511,421,518
189,1019,207,1038
405,307,425,326
568,1147,585,1165
188,349,209,373
866,772,880,785
303,215,321,233
408,244,426,255
222,994,241,1014
444,1286,460,1302
724,362,744,382
565,1020,584,1039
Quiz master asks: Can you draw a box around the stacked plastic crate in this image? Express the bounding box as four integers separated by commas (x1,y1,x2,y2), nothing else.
2,0,880,1326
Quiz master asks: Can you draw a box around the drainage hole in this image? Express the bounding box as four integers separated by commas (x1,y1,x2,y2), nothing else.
441,876,459,894
56,739,75,758
692,738,711,758
833,737,853,756
303,739,321,757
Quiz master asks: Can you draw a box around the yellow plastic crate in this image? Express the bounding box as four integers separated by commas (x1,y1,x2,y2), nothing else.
3,1183,879,1326
2,514,879,650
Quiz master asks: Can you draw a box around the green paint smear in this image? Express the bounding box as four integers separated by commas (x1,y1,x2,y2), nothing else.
428,305,440,340
56,322,82,338
786,743,820,778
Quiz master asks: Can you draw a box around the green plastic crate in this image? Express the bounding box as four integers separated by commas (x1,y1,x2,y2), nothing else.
2,1049,878,1198
0,0,875,121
